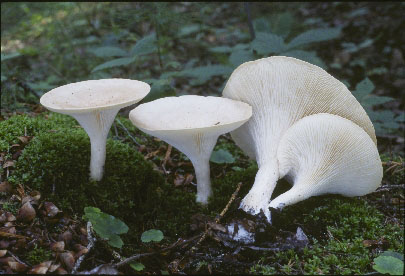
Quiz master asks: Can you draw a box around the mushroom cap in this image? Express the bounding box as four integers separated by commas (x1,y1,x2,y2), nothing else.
129,95,252,136
222,56,377,161
40,79,150,114
277,113,382,200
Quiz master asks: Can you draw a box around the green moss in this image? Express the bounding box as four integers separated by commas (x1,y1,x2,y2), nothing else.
251,198,404,275
0,113,78,152
25,245,52,265
380,153,404,185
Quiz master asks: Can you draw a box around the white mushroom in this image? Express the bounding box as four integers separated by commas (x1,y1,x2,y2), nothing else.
40,79,150,181
129,95,252,204
222,56,376,220
269,113,382,210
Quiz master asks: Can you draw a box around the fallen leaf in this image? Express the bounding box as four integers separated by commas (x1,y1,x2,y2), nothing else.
174,173,185,187
60,251,75,271
29,260,52,274
59,230,73,244
17,136,33,145
50,241,65,252
8,261,29,272
0,250,6,257
56,267,68,274
0,182,12,193
5,212,16,222
49,263,61,273
18,201,36,222
3,160,15,168
183,173,194,185
43,202,60,217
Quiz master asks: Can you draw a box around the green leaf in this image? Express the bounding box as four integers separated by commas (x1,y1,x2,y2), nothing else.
141,229,164,243
287,27,341,49
179,65,233,84
89,46,128,58
91,57,135,73
130,33,156,56
251,32,287,55
209,46,233,53
253,17,271,33
367,67,388,76
210,149,235,164
282,50,326,69
352,78,375,100
161,270,169,275
178,24,201,37
1,52,21,62
83,207,129,248
229,49,254,67
373,255,404,275
381,251,404,261
130,262,145,272
362,96,394,106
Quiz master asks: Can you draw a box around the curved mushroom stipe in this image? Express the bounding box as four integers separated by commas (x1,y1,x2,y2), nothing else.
40,79,150,181
269,113,382,210
222,56,376,219
129,95,252,204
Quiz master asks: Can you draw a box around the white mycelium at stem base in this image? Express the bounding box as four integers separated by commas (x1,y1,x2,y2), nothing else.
40,79,150,181
129,95,252,204
269,113,382,210
222,56,377,221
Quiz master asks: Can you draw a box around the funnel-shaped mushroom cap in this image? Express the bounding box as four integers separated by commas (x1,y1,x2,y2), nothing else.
129,95,252,204
40,79,151,181
222,56,376,219
269,113,382,209
40,79,150,114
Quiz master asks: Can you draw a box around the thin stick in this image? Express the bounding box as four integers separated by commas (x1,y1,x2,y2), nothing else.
244,3,255,40
372,184,405,193
194,182,243,248
72,222,96,274
115,118,140,147
114,234,201,268
162,145,172,168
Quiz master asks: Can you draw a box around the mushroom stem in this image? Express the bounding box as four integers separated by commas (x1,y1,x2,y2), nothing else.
192,158,212,204
72,108,119,181
269,183,310,210
239,159,279,222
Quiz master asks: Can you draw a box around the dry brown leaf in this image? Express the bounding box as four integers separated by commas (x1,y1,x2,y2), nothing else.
18,201,36,222
0,250,7,257
50,241,65,252
56,267,68,274
174,173,185,187
29,260,52,274
49,263,61,273
59,230,73,244
184,173,194,186
59,251,75,271
43,202,60,217
8,261,29,272
17,136,33,145
6,212,16,222
0,181,12,193
3,160,15,168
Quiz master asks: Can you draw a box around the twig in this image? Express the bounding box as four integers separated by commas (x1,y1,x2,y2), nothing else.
194,182,243,249
72,222,96,274
162,145,172,168
0,231,31,240
115,118,140,147
244,3,256,40
113,234,201,268
372,184,405,193
7,250,30,267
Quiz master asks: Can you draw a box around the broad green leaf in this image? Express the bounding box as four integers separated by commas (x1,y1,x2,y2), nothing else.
89,46,128,58
178,24,201,37
287,27,341,49
362,96,394,106
83,207,129,248
253,17,271,33
91,57,135,73
229,49,254,67
367,67,388,75
373,255,404,275
1,52,21,62
130,262,145,272
209,46,233,53
141,229,164,243
251,32,287,55
270,12,294,38
179,65,233,83
282,50,326,69
210,149,235,164
381,251,404,261
130,33,156,56
353,78,375,100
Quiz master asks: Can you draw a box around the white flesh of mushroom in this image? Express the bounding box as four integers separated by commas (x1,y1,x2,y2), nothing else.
222,56,376,221
129,95,252,204
269,113,382,210
40,79,150,181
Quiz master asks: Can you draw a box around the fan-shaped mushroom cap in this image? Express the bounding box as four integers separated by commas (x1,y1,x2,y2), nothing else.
269,113,382,209
222,56,376,220
40,79,150,181
129,95,252,204
40,79,150,114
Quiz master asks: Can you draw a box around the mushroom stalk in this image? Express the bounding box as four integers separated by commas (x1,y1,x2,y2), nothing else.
73,109,119,181
190,155,213,204
239,159,279,222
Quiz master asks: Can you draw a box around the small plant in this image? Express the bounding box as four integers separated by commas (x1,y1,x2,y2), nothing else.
373,251,404,275
83,207,129,248
25,245,52,265
141,229,164,243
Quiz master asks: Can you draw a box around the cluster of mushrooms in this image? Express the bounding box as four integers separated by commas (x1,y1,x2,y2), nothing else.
40,56,383,223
